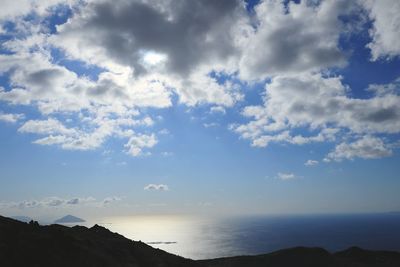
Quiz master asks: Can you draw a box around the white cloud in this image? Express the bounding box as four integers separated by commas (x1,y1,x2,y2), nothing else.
277,172,296,180
237,0,352,80
144,184,169,191
0,0,78,22
0,0,31,21
363,0,400,60
367,78,400,96
0,113,24,123
0,28,166,155
125,133,157,156
325,135,393,162
0,1,244,155
0,0,399,161
50,0,245,107
0,51,172,111
14,108,160,153
233,73,400,153
305,160,319,166
18,118,76,135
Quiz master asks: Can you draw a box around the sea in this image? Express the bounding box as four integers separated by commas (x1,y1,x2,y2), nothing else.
64,213,400,260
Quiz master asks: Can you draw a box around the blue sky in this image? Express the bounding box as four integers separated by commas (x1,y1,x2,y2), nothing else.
0,0,400,220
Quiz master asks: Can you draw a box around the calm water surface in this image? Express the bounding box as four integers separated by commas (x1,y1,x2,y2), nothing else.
74,213,400,260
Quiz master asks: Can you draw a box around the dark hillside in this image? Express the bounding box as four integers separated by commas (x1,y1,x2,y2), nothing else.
1,215,400,267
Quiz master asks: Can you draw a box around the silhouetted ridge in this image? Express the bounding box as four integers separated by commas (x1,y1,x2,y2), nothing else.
10,216,32,223
1,215,400,267
334,246,400,266
0,215,198,267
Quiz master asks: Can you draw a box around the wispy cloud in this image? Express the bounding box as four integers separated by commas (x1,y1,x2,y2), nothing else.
203,122,219,128
102,196,122,206
210,106,226,114
144,184,169,191
0,196,121,209
277,172,296,181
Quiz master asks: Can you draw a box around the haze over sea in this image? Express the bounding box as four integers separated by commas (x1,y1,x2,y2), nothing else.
59,212,400,260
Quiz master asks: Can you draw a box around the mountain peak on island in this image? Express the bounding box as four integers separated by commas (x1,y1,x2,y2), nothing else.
54,215,85,224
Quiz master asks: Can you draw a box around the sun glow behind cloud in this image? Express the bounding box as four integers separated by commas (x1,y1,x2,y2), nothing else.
142,51,168,66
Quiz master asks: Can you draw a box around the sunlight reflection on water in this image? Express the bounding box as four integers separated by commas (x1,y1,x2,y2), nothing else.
83,215,224,259
71,213,400,260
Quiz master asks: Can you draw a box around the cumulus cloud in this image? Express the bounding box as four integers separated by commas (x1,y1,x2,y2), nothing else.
18,118,76,135
237,0,352,79
232,73,400,156
368,77,400,96
0,22,168,155
11,99,159,153
51,0,245,107
363,0,400,60
324,136,393,162
0,113,24,123
0,0,78,22
53,0,242,77
144,184,169,191
0,0,399,161
0,0,244,155
125,133,158,156
305,160,319,166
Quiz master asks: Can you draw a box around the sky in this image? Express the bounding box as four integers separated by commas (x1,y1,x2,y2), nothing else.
0,0,400,220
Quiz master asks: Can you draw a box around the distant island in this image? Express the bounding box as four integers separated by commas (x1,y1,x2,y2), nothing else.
54,215,85,224
1,215,400,267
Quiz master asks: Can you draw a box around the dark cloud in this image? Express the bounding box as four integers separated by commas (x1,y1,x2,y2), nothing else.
58,0,241,77
238,0,354,79
360,108,398,123
26,69,65,88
